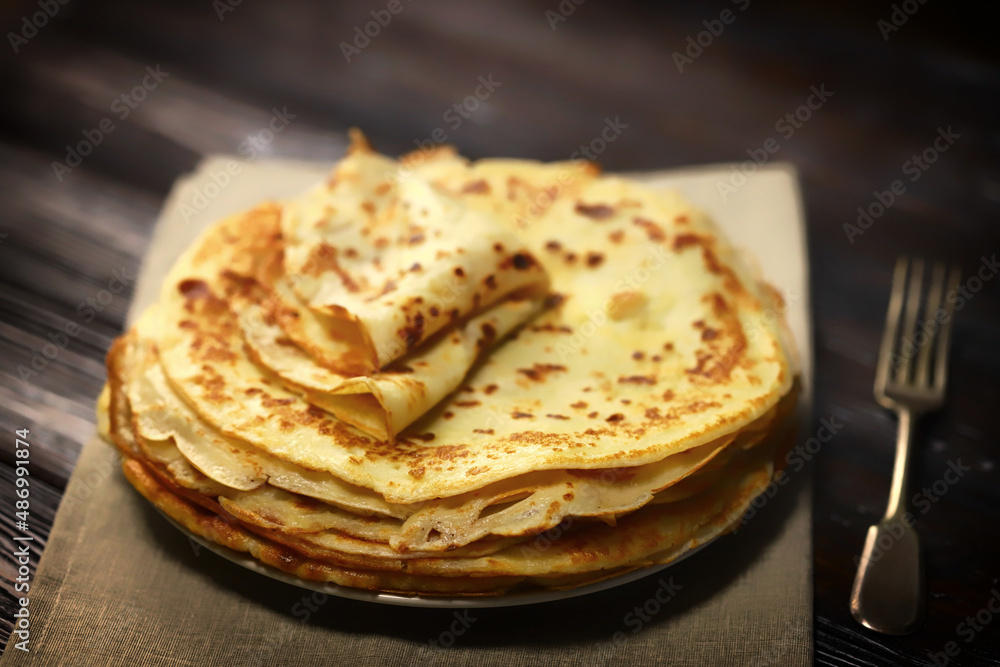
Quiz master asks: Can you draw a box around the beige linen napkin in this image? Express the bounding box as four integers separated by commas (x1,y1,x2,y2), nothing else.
2,157,813,667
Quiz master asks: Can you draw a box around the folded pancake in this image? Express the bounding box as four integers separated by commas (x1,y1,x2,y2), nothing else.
278,138,550,374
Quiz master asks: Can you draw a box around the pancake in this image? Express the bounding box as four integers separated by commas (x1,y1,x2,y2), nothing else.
100,133,800,597
149,142,792,505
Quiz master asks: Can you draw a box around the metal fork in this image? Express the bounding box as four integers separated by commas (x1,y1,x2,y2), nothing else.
850,257,961,635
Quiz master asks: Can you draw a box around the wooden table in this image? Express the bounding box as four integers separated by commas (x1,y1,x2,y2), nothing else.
1,1,998,664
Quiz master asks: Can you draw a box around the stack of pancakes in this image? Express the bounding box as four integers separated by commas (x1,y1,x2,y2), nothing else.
98,133,798,596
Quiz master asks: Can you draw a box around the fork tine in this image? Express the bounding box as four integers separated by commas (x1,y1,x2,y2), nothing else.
896,258,925,384
914,263,946,387
876,258,910,393
932,267,961,392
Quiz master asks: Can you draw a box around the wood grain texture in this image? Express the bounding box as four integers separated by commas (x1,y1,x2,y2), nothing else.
1,0,998,664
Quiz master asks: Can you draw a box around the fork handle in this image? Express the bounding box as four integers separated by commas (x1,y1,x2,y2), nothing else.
850,518,924,634
850,406,926,635
884,408,914,519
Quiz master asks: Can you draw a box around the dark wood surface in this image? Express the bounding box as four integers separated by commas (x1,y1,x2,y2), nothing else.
1,1,998,664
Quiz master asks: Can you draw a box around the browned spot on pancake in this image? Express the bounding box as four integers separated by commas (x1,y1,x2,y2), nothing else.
473,428,494,435
378,280,398,298
547,414,570,420
512,411,534,419
587,411,598,418
454,400,481,408
361,201,376,215
645,407,661,419
443,411,454,419
673,233,703,251
398,312,425,349
571,401,588,409
477,323,497,352
467,466,488,476
484,383,499,395
564,252,578,264
202,346,237,363
663,342,675,351
702,327,719,341
302,243,360,293
575,202,615,219
410,433,436,442
517,363,568,382
484,274,497,289
618,375,656,385
633,217,666,242
409,233,425,245
244,387,262,396
501,252,536,271
632,351,645,360
585,252,604,268
408,466,426,479
374,182,391,196
492,242,504,253
563,492,575,501
545,240,562,252
605,413,625,423
179,320,197,330
178,279,209,298
260,396,295,408
675,214,689,224
345,248,358,259
462,179,490,194
409,262,422,272
529,322,573,333
454,267,466,278
609,229,625,244
428,306,440,317
544,293,566,309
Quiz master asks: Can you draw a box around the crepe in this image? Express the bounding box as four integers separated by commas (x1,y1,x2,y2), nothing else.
147,144,791,505
100,133,799,596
